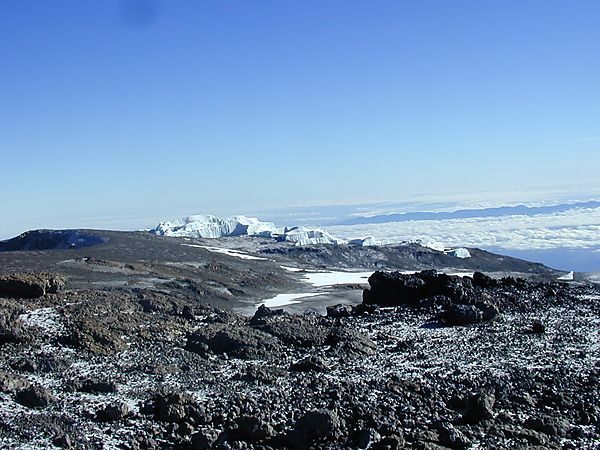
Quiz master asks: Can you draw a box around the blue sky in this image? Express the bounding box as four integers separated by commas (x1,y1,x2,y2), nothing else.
1,0,599,237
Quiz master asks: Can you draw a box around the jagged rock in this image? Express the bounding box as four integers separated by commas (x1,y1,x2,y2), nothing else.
288,409,341,449
438,422,470,448
191,428,219,449
52,434,73,448
462,390,495,423
442,304,483,325
152,392,197,423
252,314,329,348
290,356,328,373
233,365,285,384
326,327,376,355
0,313,28,343
525,415,570,437
228,416,274,442
96,402,130,422
12,354,71,373
373,433,405,450
355,427,381,449
472,271,499,288
363,270,474,307
0,273,66,298
249,304,286,325
326,304,352,318
76,378,119,394
15,384,56,408
185,323,282,359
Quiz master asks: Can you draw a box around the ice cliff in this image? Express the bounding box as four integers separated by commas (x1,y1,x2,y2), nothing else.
152,215,277,239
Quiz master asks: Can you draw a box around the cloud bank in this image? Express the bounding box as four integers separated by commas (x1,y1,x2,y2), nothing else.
324,207,600,251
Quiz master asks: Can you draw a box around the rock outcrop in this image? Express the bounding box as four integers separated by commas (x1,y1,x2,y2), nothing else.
0,273,66,298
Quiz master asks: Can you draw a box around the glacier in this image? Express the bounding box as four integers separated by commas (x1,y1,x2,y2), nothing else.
280,226,347,246
152,215,278,239
151,215,472,253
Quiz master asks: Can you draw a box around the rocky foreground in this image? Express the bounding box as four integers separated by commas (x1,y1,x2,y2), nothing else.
0,271,599,449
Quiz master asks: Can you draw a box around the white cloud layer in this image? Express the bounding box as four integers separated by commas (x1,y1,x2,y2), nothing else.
324,207,600,251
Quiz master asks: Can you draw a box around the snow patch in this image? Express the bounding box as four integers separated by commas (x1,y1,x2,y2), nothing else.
302,271,373,287
183,244,267,260
557,271,574,281
258,292,321,308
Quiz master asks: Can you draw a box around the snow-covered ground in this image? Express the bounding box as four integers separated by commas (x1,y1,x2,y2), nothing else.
183,244,268,261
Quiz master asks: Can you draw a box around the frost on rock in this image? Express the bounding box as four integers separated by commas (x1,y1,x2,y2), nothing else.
348,236,382,246
280,227,347,246
449,248,471,258
152,215,278,239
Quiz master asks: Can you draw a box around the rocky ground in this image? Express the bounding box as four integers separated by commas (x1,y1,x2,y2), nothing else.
0,265,598,449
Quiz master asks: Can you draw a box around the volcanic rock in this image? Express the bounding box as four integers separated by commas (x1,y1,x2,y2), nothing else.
0,273,66,298
15,384,56,408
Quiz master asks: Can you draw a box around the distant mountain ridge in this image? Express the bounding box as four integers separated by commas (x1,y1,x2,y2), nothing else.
339,200,600,225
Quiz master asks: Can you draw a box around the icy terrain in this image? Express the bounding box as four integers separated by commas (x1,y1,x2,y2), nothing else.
152,215,277,239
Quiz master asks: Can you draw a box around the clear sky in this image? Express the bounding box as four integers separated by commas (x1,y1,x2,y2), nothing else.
1,0,599,237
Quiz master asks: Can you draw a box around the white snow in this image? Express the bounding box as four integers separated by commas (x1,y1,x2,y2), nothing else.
449,248,471,258
301,271,373,287
280,226,346,246
153,215,277,239
419,241,445,252
557,271,574,281
281,266,304,272
183,244,267,260
258,292,321,308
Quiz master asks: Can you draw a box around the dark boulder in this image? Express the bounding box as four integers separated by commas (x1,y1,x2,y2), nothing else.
531,319,546,333
326,304,352,318
233,365,285,384
462,390,495,423
96,402,130,422
185,323,282,359
15,384,56,408
250,304,286,325
441,299,498,326
0,313,28,344
76,378,119,394
326,327,376,356
228,416,274,442
191,428,219,449
525,415,570,437
287,409,342,449
251,313,329,348
472,271,499,288
363,270,474,307
290,356,328,373
150,392,204,423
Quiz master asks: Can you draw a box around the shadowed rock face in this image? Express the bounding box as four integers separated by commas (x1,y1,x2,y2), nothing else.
361,270,571,326
0,230,106,252
0,273,66,298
